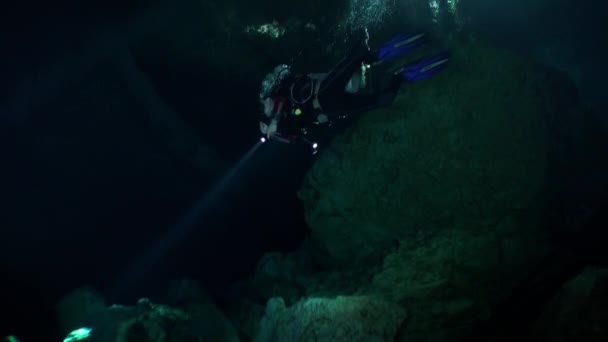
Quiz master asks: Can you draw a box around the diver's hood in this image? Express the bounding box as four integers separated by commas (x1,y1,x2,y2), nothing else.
259,64,291,101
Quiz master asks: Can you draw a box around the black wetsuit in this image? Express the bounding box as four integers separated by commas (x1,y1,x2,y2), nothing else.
269,42,404,139
289,44,402,120
317,44,402,116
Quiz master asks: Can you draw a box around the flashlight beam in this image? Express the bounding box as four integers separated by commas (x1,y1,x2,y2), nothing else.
110,141,263,296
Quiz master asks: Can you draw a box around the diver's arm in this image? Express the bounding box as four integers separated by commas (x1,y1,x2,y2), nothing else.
274,101,285,119
266,97,287,138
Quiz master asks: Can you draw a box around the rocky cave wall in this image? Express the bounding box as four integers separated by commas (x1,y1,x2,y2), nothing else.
230,35,604,341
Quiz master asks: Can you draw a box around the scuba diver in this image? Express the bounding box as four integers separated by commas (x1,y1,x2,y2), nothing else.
258,30,449,151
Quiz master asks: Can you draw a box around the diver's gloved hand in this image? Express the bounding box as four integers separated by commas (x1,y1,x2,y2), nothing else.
260,119,279,138
267,119,278,138
259,121,269,135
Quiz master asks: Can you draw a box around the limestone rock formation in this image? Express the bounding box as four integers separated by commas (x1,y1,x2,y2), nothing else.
299,39,551,264
57,286,240,342
232,36,600,341
533,267,608,341
255,296,406,342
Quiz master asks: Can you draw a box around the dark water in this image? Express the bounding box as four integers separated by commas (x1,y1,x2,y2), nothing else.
0,0,606,341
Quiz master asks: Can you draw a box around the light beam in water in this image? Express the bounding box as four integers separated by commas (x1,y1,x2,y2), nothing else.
110,141,263,296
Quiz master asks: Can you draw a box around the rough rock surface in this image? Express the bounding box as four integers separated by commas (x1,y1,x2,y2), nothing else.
231,37,599,341
57,286,240,342
255,296,406,342
298,38,550,264
533,267,608,341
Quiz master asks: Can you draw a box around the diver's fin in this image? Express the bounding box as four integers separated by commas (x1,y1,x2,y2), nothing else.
398,52,450,82
377,32,428,62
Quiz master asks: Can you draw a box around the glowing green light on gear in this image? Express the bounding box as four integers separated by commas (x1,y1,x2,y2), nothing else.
294,108,302,116
63,327,93,342
5,336,20,342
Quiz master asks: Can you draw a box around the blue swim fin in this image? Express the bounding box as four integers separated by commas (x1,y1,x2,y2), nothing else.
377,32,428,61
400,52,450,82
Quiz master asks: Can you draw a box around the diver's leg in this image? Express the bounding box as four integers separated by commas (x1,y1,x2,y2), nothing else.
321,76,401,117
320,43,373,95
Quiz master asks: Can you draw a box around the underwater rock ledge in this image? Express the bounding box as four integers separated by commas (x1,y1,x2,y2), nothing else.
230,36,602,342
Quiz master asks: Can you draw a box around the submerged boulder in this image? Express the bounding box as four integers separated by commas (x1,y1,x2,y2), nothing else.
57,285,239,342
298,38,552,264
533,267,608,341
255,296,406,342
233,36,601,341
